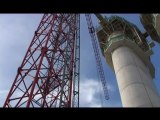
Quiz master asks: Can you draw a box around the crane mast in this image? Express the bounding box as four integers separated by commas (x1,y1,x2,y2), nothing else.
3,14,108,108
85,14,109,100
3,14,80,108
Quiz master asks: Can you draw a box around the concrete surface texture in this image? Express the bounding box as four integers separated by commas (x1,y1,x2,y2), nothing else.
112,46,160,107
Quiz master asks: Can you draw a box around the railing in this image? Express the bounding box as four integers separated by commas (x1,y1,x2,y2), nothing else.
102,33,132,53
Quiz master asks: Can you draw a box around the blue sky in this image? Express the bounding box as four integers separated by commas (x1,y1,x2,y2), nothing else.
0,14,160,107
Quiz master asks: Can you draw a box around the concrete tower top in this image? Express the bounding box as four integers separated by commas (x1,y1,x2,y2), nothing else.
96,15,155,78
140,14,160,44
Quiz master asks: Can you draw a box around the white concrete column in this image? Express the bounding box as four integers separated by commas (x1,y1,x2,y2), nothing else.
112,46,160,107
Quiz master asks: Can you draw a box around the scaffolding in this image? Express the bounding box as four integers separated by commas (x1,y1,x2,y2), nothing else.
140,14,160,43
96,15,150,55
95,14,155,78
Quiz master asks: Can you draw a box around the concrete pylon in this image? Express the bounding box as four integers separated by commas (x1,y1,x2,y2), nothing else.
104,33,160,107
112,46,160,107
96,15,160,107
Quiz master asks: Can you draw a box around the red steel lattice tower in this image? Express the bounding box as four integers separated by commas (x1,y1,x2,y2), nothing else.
3,14,80,108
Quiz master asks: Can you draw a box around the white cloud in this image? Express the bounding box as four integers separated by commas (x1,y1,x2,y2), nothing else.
107,84,115,92
79,78,114,107
0,89,8,107
79,78,123,107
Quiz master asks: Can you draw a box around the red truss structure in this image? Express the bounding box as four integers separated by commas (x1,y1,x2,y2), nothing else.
3,14,80,108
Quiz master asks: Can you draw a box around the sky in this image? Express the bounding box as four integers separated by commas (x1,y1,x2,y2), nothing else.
0,14,160,107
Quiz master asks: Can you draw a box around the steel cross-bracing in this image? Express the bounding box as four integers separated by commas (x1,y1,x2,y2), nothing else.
3,14,80,108
85,14,109,100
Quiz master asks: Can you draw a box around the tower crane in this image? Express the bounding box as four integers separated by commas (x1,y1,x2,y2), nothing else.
85,14,109,100
3,14,109,108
